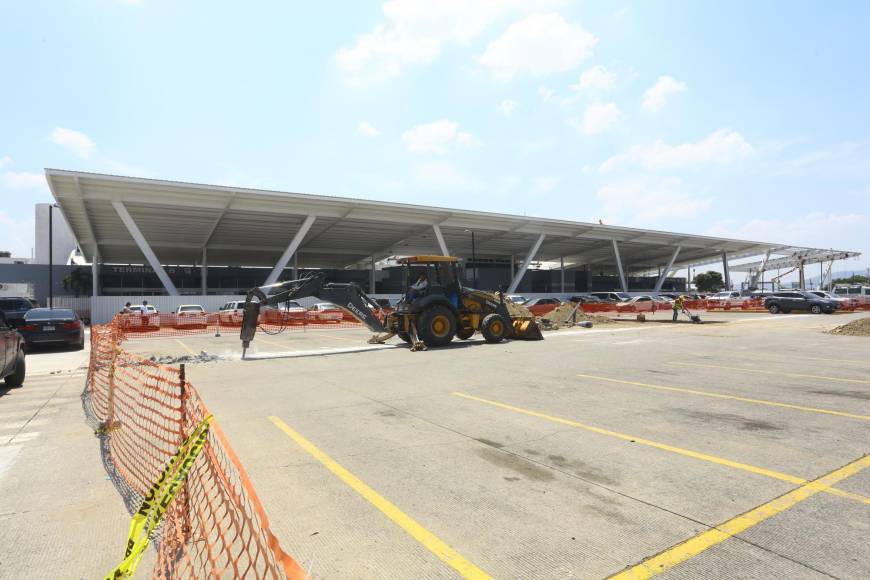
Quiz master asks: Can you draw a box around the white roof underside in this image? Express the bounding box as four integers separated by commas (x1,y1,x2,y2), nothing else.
45,169,856,273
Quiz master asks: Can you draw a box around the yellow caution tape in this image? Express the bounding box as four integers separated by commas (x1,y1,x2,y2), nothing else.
105,415,214,579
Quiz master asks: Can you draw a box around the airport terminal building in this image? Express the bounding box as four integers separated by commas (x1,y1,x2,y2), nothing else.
0,169,860,320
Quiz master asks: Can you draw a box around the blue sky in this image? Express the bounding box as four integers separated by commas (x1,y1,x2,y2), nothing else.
2,0,868,276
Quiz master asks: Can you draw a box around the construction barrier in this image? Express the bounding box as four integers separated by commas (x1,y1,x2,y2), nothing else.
110,300,870,341
83,317,305,579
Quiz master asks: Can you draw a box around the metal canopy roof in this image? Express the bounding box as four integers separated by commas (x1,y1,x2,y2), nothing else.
45,169,852,273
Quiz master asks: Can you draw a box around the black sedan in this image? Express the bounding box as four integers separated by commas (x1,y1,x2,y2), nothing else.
17,308,85,350
0,296,34,328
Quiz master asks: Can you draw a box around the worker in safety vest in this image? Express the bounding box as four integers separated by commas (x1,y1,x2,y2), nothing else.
672,295,685,321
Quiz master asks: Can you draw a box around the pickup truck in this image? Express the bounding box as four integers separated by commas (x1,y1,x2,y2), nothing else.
0,311,26,387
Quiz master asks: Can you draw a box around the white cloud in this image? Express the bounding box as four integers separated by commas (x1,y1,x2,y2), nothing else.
358,121,381,137
48,127,95,159
538,85,555,102
642,75,686,112
600,129,753,172
0,171,46,190
336,1,563,84
0,155,11,169
0,211,35,258
478,13,597,81
573,65,616,93
596,177,714,223
705,213,869,249
571,102,622,135
402,119,477,154
498,99,518,116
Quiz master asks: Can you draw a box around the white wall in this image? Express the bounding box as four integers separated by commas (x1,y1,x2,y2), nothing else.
34,203,80,265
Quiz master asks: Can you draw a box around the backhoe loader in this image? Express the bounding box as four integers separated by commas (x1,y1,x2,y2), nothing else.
239,255,542,355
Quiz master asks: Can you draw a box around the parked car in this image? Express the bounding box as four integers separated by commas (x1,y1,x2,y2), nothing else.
0,311,26,387
123,304,160,329
590,292,632,303
764,291,837,314
833,285,870,306
306,302,344,322
568,295,603,303
263,301,307,324
523,297,562,316
17,308,85,350
616,295,656,313
219,300,246,325
808,290,856,309
505,295,529,304
0,296,34,328
174,304,208,328
706,291,748,308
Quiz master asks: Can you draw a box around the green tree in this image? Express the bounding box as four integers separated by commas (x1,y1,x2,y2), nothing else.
62,267,92,297
832,274,868,285
694,270,724,293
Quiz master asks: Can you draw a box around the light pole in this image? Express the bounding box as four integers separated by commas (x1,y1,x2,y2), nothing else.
48,204,55,309
464,229,477,288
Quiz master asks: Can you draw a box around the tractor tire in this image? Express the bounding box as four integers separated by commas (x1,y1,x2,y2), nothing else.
481,314,507,343
397,331,412,344
456,327,475,340
5,348,25,388
417,306,456,347
768,304,780,314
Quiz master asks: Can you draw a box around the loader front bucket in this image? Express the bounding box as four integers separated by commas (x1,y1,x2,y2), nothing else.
510,317,544,340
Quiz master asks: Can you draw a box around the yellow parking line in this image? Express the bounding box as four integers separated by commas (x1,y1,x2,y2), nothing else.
451,393,870,506
610,454,870,579
575,373,870,421
668,361,870,385
173,338,196,356
269,416,492,580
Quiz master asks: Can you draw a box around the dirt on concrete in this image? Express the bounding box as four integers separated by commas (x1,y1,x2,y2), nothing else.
148,351,222,364
827,317,870,336
539,302,619,330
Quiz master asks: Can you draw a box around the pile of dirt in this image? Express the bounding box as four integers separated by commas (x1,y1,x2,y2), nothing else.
148,351,221,365
539,302,617,329
827,317,870,337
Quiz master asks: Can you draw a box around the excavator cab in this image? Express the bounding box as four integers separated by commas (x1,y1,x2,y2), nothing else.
397,256,462,309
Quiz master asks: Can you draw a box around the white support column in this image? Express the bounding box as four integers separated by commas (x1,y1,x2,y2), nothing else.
292,253,298,279
722,251,731,291
370,256,376,294
612,239,628,293
112,201,179,295
91,249,99,297
654,246,681,292
507,233,545,294
432,224,450,256
560,256,565,293
264,215,316,286
200,247,208,295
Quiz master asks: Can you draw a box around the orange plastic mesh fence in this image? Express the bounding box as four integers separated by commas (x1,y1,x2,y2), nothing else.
112,301,870,341
83,319,304,579
116,310,369,339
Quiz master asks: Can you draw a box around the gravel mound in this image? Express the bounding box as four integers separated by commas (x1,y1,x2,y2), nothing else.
827,317,870,337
